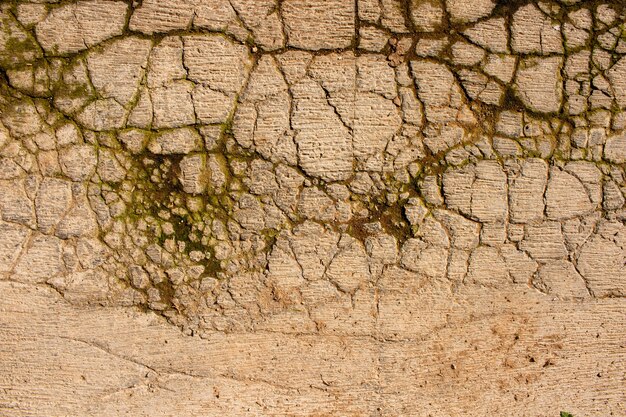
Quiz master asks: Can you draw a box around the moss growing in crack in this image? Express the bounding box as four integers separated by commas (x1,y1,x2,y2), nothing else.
221,112,235,137
492,0,532,16
501,87,526,113
379,203,412,241
154,277,177,309
61,82,94,101
244,34,257,49
4,34,39,55
419,157,449,177
260,227,281,250
110,150,234,277
0,13,43,69
347,194,412,244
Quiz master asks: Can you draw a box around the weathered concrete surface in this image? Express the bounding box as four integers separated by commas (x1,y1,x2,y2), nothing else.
0,0,625,415
2,281,625,416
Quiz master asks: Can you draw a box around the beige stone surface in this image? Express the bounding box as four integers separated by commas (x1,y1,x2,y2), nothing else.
0,1,625,416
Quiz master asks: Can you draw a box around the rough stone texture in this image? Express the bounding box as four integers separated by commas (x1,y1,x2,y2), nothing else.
0,1,625,416
290,78,353,181
515,56,564,113
409,0,443,32
446,0,496,23
148,128,202,155
59,145,97,182
35,177,72,235
282,0,355,50
35,0,128,54
509,158,548,223
512,3,563,55
546,167,594,220
604,132,626,163
463,18,508,53
129,0,195,34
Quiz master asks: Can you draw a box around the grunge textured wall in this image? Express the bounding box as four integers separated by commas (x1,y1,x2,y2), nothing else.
0,0,625,415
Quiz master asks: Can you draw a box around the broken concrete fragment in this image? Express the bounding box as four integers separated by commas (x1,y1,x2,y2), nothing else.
446,0,495,23
151,82,196,128
577,234,626,297
178,154,207,195
365,231,398,276
357,55,397,99
233,55,292,163
290,78,353,182
2,100,45,137
129,0,195,34
466,245,509,286
148,128,201,155
380,0,409,33
484,54,517,84
564,161,602,206
59,145,97,182
546,167,594,220
127,87,153,129
416,216,449,248
298,187,337,222
0,221,30,272
325,235,370,293
0,179,35,227
0,158,24,180
75,99,126,131
56,197,99,239
471,160,508,223
15,3,48,27
147,36,186,89
97,149,126,184
183,34,252,94
451,41,486,67
520,221,568,262
35,0,127,54
354,92,402,160
458,70,502,106
230,0,285,51
537,261,589,299
512,3,563,55
500,243,537,284
358,26,389,52
192,86,234,125
604,132,626,163
410,60,458,108
13,234,64,284
508,158,548,223
0,13,42,68
603,180,625,211
515,56,563,113
35,177,72,235
282,0,354,50
207,154,229,193
606,57,626,108
463,18,508,53
443,164,473,216
433,209,480,250
410,0,444,32
54,268,112,304
87,37,152,107
118,129,148,154
400,238,448,279
289,221,339,282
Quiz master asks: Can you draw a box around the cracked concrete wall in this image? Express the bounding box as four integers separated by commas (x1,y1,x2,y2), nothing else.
0,0,624,415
